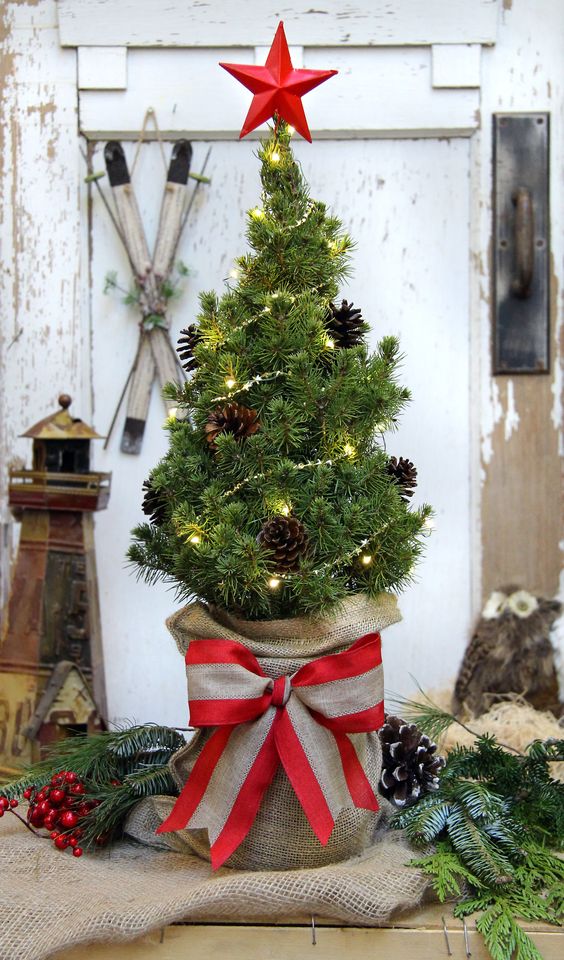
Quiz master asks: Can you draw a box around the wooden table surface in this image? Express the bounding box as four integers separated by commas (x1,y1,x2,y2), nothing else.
54,903,562,960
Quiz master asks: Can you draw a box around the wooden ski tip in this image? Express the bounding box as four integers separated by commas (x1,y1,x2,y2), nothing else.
168,140,193,185
104,141,130,186
121,417,146,454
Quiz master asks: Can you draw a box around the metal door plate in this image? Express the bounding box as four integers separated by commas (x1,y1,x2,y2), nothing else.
493,113,549,374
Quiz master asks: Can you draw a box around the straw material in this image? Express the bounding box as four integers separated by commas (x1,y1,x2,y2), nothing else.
162,593,401,870
0,812,432,960
435,693,564,779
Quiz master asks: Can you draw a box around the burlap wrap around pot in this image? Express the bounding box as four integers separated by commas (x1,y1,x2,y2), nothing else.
152,592,401,871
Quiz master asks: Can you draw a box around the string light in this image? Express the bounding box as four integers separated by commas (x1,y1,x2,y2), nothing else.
361,554,372,566
280,504,291,516
221,455,342,500
268,577,281,589
326,337,335,349
343,443,355,457
211,370,285,403
287,125,295,137
270,150,281,164
251,207,265,219
167,407,178,420
229,268,240,280
225,377,236,390
189,535,201,545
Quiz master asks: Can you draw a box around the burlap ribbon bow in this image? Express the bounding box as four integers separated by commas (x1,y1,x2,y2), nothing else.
157,631,384,869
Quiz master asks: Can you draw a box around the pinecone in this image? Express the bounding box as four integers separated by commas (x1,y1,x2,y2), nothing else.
379,714,445,808
326,299,365,348
177,325,201,372
204,402,260,450
141,478,167,526
387,456,417,501
257,515,308,572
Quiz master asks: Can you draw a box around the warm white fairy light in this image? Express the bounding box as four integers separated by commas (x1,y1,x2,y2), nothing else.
270,150,281,164
326,337,335,349
167,407,178,420
190,535,201,545
229,268,240,280
211,370,285,403
289,200,315,230
225,377,237,390
221,455,343,500
343,443,355,457
268,576,281,589
361,554,372,566
280,504,291,516
251,207,265,219
287,125,295,136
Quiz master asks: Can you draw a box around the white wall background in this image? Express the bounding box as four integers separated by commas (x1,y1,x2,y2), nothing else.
1,0,562,728
89,137,470,726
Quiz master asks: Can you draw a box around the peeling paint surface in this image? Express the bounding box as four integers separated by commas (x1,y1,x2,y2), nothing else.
1,0,562,722
503,381,520,441
0,0,82,612
475,0,563,599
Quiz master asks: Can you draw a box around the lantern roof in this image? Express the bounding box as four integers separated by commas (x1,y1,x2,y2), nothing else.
21,394,103,441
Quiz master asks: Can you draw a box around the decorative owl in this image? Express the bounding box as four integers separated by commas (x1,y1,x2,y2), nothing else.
452,586,562,718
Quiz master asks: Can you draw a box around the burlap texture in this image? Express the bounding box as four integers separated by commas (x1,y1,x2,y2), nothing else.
163,593,401,870
0,811,432,960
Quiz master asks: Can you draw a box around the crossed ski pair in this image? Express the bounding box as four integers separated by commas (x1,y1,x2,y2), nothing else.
104,140,193,454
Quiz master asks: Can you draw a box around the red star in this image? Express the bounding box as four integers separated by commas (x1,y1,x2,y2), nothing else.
220,22,337,143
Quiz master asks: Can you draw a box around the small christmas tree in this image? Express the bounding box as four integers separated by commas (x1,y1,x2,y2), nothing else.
129,122,431,621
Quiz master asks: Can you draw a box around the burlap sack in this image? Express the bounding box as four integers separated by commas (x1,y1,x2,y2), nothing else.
0,813,432,960
158,592,401,871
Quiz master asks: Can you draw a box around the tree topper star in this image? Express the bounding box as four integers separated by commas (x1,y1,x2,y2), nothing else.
220,22,337,142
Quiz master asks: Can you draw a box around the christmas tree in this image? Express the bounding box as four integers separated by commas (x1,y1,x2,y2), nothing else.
129,121,431,621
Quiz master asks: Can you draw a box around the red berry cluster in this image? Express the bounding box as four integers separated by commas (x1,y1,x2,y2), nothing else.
1,771,100,857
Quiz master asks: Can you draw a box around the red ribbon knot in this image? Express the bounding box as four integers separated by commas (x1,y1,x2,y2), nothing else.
157,631,384,869
270,675,292,707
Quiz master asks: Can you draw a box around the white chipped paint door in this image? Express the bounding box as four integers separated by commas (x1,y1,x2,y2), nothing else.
88,137,470,726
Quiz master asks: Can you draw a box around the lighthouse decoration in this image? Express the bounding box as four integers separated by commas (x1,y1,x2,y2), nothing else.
0,395,110,775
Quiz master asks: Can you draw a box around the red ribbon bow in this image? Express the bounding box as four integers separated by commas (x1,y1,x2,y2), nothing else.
157,632,384,869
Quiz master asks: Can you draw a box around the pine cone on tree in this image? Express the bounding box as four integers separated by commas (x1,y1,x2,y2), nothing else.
326,299,365,348
257,515,308,572
177,325,201,372
204,402,260,450
141,478,168,526
379,714,445,808
387,456,417,501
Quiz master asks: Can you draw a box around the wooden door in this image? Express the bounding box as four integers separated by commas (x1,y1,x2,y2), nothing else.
1,1,561,726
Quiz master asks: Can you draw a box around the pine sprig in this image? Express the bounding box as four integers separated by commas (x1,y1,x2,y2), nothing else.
2,725,186,846
391,699,564,960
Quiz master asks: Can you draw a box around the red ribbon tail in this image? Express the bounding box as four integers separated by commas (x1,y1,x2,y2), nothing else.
332,730,380,812
156,726,234,834
274,708,334,845
210,719,281,869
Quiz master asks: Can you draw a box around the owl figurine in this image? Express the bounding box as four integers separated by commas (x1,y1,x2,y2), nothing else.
452,587,562,718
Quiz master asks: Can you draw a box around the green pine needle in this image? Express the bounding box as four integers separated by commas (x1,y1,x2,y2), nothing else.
389,699,564,960
2,725,186,847
128,121,432,620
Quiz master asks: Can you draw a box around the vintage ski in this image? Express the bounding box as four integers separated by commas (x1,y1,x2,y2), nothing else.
101,138,203,454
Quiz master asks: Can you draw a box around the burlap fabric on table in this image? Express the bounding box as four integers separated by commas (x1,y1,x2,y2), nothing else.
153,592,401,870
0,813,432,960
